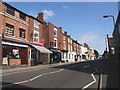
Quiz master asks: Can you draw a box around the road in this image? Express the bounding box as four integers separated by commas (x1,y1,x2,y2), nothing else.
1,60,102,89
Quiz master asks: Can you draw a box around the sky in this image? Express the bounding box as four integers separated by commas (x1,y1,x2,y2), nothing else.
5,1,119,55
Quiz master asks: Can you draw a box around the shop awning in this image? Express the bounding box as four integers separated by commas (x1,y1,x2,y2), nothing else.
2,41,28,47
50,49,61,53
31,44,52,54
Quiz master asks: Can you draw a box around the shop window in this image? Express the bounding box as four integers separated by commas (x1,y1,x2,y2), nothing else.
20,13,26,21
63,53,64,59
19,28,25,38
3,45,19,59
33,30,39,43
6,7,15,16
69,54,70,59
5,23,14,36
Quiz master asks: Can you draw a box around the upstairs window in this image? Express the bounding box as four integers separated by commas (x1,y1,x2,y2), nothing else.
68,44,70,51
68,38,70,43
20,13,26,21
54,28,57,36
54,38,57,48
63,41,66,50
34,20,40,28
6,7,15,16
63,36,65,40
71,40,72,44
5,23,14,36
33,30,39,43
19,28,25,38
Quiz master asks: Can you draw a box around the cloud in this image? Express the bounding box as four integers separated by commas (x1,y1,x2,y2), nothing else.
63,6,69,8
79,32,106,55
42,10,55,19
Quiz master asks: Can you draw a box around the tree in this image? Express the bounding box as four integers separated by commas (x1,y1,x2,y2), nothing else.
94,50,99,58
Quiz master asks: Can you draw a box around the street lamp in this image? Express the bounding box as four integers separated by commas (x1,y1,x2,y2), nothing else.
103,15,116,54
103,15,115,28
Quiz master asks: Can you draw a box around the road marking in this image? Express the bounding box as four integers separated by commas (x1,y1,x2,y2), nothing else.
82,69,98,90
83,65,90,68
2,80,29,88
1,69,64,88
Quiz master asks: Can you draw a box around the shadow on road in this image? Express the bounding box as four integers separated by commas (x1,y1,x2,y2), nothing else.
2,82,39,89
52,59,119,89
53,60,102,75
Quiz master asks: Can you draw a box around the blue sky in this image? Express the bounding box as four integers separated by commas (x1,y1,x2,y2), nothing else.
7,2,118,55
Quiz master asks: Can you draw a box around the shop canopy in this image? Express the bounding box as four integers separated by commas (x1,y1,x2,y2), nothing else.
31,44,52,54
2,41,28,47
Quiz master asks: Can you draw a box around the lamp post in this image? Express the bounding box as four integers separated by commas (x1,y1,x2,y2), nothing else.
103,15,116,54
103,15,115,28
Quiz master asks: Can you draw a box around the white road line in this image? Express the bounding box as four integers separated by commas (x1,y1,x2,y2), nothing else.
82,69,99,90
1,69,64,88
2,80,29,88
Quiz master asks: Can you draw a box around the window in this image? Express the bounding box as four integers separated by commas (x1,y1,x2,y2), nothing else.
69,54,70,59
71,40,72,44
63,41,66,50
63,36,65,40
6,7,15,16
54,38,57,48
63,52,64,59
19,28,25,38
20,13,26,21
33,30,39,43
34,20,40,28
54,28,57,36
71,45,72,51
68,44,70,51
68,38,70,42
5,23,14,36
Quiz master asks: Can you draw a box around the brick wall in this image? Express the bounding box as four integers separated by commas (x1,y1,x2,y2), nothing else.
1,2,30,43
8,59,21,66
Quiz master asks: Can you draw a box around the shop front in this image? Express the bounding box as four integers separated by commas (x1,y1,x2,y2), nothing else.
49,49,61,64
2,40,29,66
76,53,82,61
30,44,52,65
61,50,68,63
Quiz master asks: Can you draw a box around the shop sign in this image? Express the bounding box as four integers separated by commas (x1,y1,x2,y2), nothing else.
30,41,43,46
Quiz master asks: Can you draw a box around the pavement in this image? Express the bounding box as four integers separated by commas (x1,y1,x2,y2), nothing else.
100,58,119,89
2,61,83,75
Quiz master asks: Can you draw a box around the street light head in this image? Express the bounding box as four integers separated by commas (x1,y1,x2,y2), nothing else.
103,15,109,18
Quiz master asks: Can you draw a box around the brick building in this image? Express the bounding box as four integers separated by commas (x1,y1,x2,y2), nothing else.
0,1,52,66
0,1,95,66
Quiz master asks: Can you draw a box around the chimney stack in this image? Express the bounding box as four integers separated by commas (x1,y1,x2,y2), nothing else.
64,31,67,35
59,27,62,33
37,12,44,21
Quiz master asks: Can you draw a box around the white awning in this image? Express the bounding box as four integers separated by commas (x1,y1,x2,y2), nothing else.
31,44,52,54
2,41,28,47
